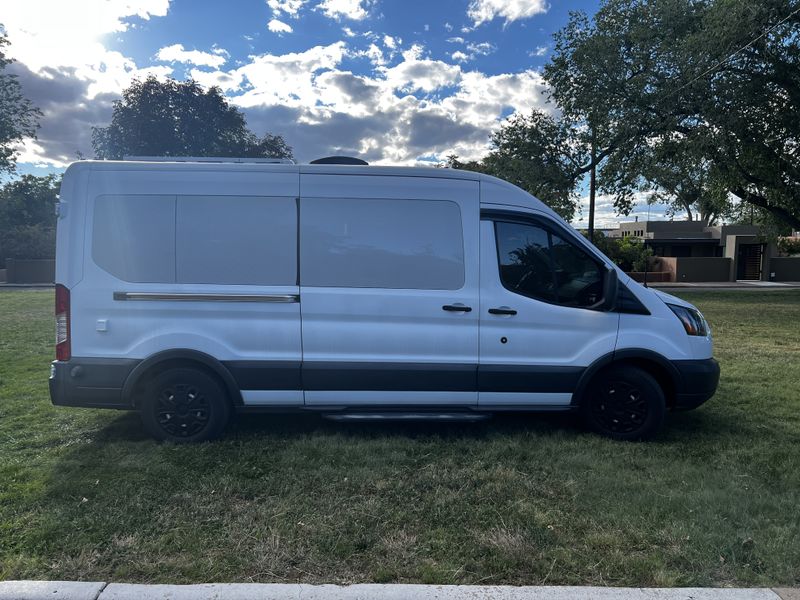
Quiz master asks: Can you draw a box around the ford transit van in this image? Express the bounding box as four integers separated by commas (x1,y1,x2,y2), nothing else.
49,158,719,442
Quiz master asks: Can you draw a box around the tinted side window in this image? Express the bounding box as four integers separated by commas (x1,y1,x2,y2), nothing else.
550,233,603,307
301,198,464,289
495,221,556,303
176,196,296,285
92,195,176,283
495,221,603,308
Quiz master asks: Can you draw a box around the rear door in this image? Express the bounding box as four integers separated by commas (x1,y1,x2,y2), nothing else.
299,173,479,406
478,212,620,407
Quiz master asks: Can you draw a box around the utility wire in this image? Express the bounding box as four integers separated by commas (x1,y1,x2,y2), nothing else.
659,4,800,103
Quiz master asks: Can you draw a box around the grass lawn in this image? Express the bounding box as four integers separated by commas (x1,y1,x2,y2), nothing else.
1,289,799,586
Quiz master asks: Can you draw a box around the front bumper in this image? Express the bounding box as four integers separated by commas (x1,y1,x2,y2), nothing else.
672,358,720,410
49,358,139,409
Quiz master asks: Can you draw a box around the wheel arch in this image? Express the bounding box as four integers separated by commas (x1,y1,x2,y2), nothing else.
573,349,680,409
122,349,243,407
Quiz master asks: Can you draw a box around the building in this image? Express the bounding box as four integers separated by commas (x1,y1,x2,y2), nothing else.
608,220,800,282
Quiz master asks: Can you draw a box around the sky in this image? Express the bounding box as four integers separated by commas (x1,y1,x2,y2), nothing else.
2,0,680,227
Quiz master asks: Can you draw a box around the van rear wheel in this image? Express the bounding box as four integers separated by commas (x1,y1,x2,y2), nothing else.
581,365,666,441
139,367,230,443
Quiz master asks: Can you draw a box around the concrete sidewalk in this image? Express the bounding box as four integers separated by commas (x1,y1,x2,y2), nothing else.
1,582,798,600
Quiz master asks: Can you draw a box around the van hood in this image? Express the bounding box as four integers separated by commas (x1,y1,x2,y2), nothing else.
651,288,695,309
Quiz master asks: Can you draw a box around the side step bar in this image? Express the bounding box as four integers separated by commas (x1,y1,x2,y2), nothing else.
322,412,491,423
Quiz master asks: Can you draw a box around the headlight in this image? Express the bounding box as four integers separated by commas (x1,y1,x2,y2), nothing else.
667,303,710,336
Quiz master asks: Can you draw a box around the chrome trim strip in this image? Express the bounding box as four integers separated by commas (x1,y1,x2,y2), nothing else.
113,292,299,303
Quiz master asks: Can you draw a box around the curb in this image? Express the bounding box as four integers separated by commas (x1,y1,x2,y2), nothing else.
1,582,796,600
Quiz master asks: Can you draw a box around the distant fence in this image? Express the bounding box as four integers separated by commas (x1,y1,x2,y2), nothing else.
770,257,800,282
625,271,672,283
654,257,731,283
5,259,55,284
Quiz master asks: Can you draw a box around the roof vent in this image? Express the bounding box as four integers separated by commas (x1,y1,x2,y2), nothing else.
310,156,368,165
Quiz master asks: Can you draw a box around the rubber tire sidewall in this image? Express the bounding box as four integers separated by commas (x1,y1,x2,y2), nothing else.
140,367,231,443
581,365,666,441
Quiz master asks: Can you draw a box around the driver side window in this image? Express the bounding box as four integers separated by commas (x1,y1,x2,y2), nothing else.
494,220,604,308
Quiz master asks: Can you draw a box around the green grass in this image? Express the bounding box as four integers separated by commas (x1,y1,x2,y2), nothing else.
1,289,799,586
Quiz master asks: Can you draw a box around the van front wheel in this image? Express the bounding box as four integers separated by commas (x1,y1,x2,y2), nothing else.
139,367,231,443
581,365,666,441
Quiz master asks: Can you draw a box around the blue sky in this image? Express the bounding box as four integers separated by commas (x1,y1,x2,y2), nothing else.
3,0,677,226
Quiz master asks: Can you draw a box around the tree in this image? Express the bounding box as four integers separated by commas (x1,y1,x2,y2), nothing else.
547,0,800,230
446,110,584,220
0,174,59,266
0,27,41,175
92,77,293,160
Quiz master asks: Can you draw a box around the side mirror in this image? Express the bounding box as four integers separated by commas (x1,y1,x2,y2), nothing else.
600,267,618,311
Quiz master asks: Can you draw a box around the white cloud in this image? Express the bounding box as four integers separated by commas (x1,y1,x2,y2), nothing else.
268,18,294,33
355,43,386,66
383,35,397,50
379,45,461,93
225,41,550,164
529,45,549,57
156,44,227,68
267,0,308,17
2,0,170,73
318,0,371,20
189,68,245,92
468,0,548,26
2,0,172,98
232,42,350,109
447,39,496,62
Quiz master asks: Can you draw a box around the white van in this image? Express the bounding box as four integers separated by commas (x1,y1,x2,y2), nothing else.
49,158,719,442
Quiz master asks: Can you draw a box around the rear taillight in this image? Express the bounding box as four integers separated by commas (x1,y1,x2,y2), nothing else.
55,283,71,361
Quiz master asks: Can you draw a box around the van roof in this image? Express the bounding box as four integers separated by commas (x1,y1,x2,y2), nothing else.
63,159,558,219
66,159,482,181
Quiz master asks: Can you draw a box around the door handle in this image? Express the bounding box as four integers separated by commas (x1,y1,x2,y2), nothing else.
442,304,472,312
488,307,517,316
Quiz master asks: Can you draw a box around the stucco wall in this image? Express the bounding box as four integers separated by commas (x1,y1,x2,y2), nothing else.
656,257,731,282
770,257,800,282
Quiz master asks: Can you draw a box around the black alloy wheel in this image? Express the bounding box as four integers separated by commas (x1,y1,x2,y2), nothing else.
582,365,666,441
140,367,231,443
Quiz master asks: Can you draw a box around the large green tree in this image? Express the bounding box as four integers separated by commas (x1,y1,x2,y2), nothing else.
548,0,800,230
92,76,293,160
0,174,59,266
0,28,41,176
447,111,583,220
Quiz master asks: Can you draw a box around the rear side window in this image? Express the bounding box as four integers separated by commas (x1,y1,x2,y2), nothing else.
92,194,297,285
176,196,296,285
301,198,464,289
495,220,603,307
92,195,176,283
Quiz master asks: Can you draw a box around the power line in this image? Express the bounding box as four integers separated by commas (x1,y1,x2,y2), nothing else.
661,4,800,103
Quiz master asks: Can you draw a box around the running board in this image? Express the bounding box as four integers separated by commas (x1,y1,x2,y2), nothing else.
322,412,491,423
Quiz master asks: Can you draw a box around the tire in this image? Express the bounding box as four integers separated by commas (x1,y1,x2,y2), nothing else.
580,365,666,441
139,367,231,443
